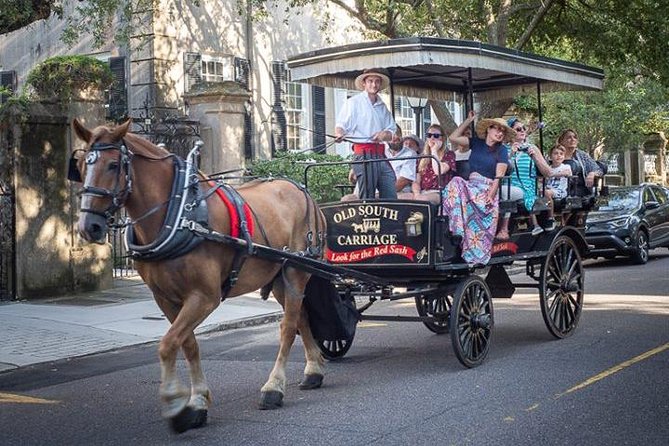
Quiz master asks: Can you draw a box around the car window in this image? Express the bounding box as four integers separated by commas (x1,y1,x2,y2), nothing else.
650,186,667,204
594,188,640,211
642,187,655,204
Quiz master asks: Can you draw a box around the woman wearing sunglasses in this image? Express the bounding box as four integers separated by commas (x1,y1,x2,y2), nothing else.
496,117,556,240
444,110,513,265
411,124,456,204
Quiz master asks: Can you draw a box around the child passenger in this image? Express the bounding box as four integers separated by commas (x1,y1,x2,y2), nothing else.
546,144,573,200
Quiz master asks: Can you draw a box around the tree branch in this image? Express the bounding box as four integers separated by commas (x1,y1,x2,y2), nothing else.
515,0,557,49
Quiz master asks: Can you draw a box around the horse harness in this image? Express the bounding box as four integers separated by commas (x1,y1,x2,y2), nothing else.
70,140,324,300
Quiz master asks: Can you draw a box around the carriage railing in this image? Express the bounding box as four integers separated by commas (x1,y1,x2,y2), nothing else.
304,154,446,204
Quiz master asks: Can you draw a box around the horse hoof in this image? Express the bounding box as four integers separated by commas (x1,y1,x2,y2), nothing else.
258,390,284,410
169,407,208,434
298,374,324,390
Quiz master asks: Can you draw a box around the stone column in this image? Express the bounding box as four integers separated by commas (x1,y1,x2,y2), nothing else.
183,82,251,174
13,94,112,299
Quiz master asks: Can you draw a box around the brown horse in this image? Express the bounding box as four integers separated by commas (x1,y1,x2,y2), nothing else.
71,119,327,433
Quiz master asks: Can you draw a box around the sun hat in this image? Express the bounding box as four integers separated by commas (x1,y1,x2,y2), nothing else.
475,117,516,141
402,134,424,152
354,68,391,90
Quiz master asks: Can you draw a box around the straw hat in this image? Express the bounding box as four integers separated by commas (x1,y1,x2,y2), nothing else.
354,68,391,90
475,117,516,142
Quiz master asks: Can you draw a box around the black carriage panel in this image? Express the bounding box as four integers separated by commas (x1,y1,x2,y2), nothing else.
322,201,436,268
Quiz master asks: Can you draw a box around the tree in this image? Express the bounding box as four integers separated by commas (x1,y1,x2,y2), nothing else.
0,0,58,34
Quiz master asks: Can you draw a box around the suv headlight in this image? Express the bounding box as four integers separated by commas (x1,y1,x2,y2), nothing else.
608,217,630,228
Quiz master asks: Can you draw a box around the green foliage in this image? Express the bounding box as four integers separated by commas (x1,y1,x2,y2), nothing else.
249,152,351,203
0,0,60,35
0,89,31,127
515,68,669,156
25,55,113,102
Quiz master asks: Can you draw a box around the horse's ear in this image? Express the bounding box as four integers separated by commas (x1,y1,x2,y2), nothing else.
72,118,92,143
113,118,133,140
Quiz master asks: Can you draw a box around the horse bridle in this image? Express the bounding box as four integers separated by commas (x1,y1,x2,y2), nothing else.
75,141,133,220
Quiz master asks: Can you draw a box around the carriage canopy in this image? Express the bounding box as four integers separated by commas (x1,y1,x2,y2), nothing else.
287,37,604,101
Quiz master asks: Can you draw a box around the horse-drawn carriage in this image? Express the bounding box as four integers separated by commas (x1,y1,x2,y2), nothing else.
70,38,604,432
288,37,604,367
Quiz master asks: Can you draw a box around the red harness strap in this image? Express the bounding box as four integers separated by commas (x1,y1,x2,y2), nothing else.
209,181,254,238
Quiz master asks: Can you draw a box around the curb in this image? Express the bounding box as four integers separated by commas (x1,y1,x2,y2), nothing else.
197,312,284,336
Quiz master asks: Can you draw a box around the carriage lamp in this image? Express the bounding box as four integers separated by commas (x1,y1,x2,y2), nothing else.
405,212,424,237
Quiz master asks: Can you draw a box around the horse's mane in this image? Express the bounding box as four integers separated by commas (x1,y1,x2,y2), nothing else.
123,132,172,159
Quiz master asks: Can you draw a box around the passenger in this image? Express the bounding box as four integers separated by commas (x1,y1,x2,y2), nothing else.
394,134,422,199
545,144,573,200
334,68,398,199
556,129,604,196
445,111,513,265
411,124,456,204
341,130,420,201
497,117,556,239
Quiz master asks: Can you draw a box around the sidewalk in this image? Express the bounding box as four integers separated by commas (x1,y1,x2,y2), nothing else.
0,276,283,373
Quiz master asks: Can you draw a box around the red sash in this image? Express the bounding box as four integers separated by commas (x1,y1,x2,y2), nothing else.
353,143,385,156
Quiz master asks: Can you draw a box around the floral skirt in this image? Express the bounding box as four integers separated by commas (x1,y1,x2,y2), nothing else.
442,174,499,265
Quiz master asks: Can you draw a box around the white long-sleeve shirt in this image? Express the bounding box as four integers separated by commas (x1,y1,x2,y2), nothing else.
336,92,396,143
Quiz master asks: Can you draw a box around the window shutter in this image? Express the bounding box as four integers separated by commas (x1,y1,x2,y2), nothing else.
312,85,326,153
184,52,202,92
0,70,17,104
107,57,127,122
234,57,250,90
271,61,287,154
234,57,253,159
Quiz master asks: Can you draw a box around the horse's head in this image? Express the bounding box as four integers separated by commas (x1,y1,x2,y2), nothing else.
71,118,133,243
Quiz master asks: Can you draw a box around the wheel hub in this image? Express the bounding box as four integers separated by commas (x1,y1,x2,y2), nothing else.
471,312,491,330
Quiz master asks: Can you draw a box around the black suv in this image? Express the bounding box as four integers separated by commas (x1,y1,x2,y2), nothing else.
585,184,669,264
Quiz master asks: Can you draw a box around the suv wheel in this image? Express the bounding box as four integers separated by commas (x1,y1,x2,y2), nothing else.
631,230,649,264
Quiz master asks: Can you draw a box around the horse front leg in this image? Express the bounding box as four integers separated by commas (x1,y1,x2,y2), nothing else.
158,327,190,419
156,294,218,432
173,332,212,432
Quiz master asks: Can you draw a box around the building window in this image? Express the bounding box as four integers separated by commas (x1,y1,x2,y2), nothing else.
185,53,235,92
0,70,17,104
284,82,310,151
201,55,233,83
395,97,415,136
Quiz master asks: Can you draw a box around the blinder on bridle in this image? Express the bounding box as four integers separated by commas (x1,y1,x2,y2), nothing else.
67,149,85,183
72,141,133,220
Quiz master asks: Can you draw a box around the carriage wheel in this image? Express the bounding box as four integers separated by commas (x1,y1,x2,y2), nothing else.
539,235,584,338
317,337,354,360
415,292,452,334
449,276,494,368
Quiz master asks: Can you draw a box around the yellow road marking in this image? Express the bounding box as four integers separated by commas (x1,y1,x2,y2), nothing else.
0,392,59,405
525,403,540,412
358,322,387,328
557,342,669,398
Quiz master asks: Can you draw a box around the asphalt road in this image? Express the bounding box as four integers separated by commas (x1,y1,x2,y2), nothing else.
1,250,668,445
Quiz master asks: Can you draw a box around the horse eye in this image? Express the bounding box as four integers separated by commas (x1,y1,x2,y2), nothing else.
108,161,120,172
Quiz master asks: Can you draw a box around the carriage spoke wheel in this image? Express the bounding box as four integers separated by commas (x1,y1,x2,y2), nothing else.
415,292,452,334
540,235,584,339
449,276,493,368
317,337,354,360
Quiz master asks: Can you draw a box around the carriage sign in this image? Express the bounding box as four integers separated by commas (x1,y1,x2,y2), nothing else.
321,201,432,266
